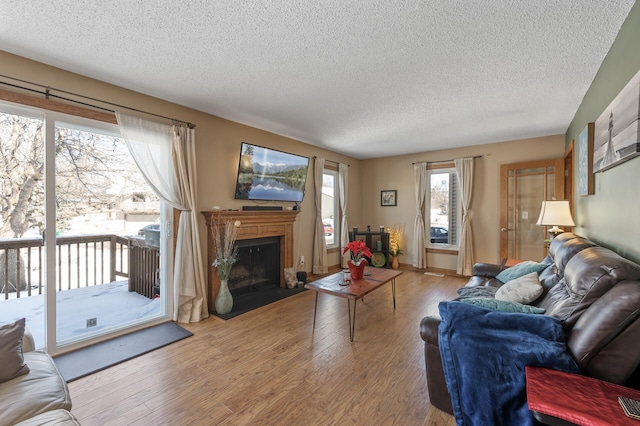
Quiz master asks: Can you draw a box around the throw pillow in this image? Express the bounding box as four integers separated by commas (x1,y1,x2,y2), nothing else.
495,272,544,304
0,318,30,383
456,286,499,299
496,261,549,283
459,298,546,314
284,267,297,288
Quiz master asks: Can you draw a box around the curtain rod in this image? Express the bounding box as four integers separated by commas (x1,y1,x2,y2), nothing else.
313,156,350,166
412,155,482,165
0,73,195,129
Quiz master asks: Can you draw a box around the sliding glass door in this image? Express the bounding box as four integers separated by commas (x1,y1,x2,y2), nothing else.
0,104,47,345
0,101,171,352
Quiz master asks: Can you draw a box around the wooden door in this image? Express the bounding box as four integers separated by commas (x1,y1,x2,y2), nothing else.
500,158,565,261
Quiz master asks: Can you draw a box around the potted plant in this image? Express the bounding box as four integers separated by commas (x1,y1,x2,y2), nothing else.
388,226,404,269
343,240,372,280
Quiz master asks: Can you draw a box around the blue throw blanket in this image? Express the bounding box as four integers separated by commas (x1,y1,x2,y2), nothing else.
438,301,579,426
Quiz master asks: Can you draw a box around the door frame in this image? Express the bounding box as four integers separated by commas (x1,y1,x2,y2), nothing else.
564,139,575,216
499,158,565,261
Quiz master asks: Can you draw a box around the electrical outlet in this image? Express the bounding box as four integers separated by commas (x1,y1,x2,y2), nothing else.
299,255,305,265
86,318,97,328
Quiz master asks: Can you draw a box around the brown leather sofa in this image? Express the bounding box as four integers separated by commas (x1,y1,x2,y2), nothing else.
420,232,640,414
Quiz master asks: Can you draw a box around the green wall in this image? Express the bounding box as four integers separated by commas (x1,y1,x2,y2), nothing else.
565,1,640,262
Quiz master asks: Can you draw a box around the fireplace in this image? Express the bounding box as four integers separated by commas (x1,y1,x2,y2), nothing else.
229,237,280,294
202,210,299,314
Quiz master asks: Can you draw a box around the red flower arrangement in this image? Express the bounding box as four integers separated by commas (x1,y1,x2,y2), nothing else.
343,240,372,266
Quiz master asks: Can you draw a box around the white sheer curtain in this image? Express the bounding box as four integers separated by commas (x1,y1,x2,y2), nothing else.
312,157,328,274
338,163,349,268
455,157,475,276
116,112,207,323
413,163,428,269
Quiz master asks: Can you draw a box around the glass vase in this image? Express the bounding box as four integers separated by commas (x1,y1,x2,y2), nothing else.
215,279,233,314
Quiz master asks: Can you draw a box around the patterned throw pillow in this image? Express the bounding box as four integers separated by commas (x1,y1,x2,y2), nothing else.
456,286,499,299
495,272,544,304
496,261,549,283
458,298,546,314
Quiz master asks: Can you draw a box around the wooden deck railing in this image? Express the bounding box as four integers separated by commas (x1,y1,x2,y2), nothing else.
128,237,160,299
0,234,159,300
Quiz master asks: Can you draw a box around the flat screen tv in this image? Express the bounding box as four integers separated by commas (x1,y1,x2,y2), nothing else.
234,142,309,202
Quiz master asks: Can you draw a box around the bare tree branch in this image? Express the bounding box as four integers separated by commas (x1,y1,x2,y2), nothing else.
0,112,156,237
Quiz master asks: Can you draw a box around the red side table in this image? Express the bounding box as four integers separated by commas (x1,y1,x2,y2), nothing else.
526,366,640,425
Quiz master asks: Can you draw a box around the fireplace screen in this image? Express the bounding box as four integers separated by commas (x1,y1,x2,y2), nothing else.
228,237,280,294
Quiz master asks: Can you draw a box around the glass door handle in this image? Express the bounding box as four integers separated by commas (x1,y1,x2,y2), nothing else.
501,228,509,232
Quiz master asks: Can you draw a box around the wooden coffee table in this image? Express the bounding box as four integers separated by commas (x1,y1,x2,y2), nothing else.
304,266,402,341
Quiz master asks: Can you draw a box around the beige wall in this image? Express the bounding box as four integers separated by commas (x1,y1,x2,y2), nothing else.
6,7,640,276
196,114,363,270
1,50,567,275
361,135,566,269
0,50,362,275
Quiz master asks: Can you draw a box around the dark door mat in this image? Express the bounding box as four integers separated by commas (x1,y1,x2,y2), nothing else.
54,322,192,382
213,285,306,320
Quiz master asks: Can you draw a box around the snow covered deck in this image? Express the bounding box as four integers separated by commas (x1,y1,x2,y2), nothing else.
0,280,161,349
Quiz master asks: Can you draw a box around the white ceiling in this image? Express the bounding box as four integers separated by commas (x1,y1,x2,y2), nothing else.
0,1,635,159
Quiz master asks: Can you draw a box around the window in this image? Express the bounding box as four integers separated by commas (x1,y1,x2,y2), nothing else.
427,167,460,248
322,168,339,249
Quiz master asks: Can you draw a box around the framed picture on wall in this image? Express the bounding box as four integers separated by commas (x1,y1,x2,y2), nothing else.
593,68,640,173
578,123,595,196
381,190,397,206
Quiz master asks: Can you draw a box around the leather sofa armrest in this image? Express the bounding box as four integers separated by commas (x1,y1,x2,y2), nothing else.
420,315,441,344
420,315,454,414
472,262,504,278
22,326,36,353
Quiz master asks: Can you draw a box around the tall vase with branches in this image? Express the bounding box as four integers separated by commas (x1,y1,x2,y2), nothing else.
212,217,240,314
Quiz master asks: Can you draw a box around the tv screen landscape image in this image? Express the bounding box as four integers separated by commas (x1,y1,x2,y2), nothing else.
234,142,309,202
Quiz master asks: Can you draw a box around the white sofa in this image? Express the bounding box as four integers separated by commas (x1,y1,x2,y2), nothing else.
0,325,79,425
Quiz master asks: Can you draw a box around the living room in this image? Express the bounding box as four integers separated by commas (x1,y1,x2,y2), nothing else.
2,3,639,275
1,1,640,424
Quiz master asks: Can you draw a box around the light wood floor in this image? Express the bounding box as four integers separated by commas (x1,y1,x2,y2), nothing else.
68,270,463,425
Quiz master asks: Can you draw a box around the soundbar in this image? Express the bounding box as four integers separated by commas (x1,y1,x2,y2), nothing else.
242,206,283,211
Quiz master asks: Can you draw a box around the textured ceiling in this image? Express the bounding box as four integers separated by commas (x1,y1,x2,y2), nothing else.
0,1,635,159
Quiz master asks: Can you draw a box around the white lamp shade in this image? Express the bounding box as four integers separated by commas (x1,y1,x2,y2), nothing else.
536,200,575,228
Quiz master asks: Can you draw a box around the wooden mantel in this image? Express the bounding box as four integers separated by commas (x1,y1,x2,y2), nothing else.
201,210,299,313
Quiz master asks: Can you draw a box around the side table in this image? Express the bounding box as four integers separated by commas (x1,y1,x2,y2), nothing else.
526,366,640,425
